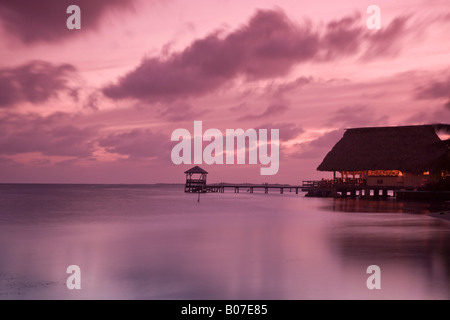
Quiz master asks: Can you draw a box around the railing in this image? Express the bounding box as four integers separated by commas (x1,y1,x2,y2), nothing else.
302,181,323,189
186,179,206,183
302,179,367,190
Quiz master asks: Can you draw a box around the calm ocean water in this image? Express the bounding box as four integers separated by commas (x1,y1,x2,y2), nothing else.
0,184,449,300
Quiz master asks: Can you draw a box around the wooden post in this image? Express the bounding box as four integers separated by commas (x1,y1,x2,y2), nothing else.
374,189,380,199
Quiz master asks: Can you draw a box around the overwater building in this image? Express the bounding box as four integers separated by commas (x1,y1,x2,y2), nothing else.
304,124,450,198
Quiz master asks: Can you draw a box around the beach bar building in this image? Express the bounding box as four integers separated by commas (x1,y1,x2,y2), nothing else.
304,124,450,198
184,166,209,193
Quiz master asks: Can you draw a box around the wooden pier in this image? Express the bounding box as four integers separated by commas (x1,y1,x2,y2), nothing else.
184,166,303,195
302,179,411,199
201,183,303,194
183,166,448,199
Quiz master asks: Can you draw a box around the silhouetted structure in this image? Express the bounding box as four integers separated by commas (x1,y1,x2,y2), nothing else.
183,166,303,194
303,124,450,198
184,166,208,193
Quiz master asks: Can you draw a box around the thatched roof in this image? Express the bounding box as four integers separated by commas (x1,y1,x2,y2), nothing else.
184,166,208,174
317,124,449,173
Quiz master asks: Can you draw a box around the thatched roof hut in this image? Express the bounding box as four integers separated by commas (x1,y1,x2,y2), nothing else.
317,124,449,174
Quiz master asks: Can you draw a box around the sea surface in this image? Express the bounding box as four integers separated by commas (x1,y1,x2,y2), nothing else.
0,184,449,300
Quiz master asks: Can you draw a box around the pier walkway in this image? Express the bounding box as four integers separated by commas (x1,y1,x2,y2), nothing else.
188,183,304,194
302,179,406,198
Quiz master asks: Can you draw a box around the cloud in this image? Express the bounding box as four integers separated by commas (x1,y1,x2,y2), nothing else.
103,10,408,103
257,122,304,142
30,158,52,166
0,156,19,166
0,112,98,157
82,92,101,111
0,60,77,108
98,129,171,161
265,76,314,96
103,9,319,102
238,103,289,121
415,75,450,100
403,107,450,125
322,13,364,60
362,16,410,60
0,0,138,44
155,101,208,121
325,105,389,128
291,129,344,159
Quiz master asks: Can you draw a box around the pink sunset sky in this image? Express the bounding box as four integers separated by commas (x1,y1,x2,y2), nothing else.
0,0,449,184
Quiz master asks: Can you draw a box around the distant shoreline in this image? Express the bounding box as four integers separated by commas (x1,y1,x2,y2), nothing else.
0,183,185,186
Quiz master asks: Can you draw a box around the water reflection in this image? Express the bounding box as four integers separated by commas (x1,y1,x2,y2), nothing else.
1,186,450,299
329,198,447,214
327,198,450,298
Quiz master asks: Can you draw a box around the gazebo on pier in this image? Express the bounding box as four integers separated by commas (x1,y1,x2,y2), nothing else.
184,166,208,193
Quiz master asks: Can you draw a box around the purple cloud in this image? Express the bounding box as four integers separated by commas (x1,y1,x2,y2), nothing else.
292,129,345,159
257,122,304,142
0,60,77,108
415,76,450,100
98,129,171,161
238,103,289,121
103,9,319,102
325,105,390,128
362,16,410,60
0,111,174,162
403,107,450,125
267,76,314,95
103,9,409,103
322,14,364,60
0,112,98,157
0,0,138,44
155,101,209,121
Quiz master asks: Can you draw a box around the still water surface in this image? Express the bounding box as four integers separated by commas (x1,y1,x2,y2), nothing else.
0,184,449,299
